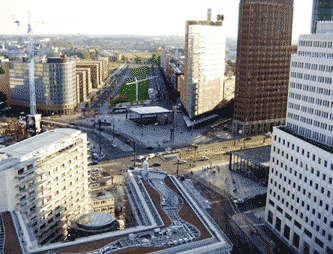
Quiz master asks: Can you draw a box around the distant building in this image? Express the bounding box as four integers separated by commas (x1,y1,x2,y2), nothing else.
182,9,226,118
9,55,77,115
76,67,92,98
0,128,90,246
311,0,333,34
0,60,10,106
76,70,87,103
233,0,294,135
76,61,102,88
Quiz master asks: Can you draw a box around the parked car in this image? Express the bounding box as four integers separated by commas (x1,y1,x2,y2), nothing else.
89,161,98,166
127,165,135,170
148,153,155,159
152,163,161,167
245,137,251,141
233,199,245,204
137,155,145,160
112,144,117,148
135,162,142,166
265,132,272,137
156,152,163,156
177,160,187,164
201,156,209,161
174,149,181,153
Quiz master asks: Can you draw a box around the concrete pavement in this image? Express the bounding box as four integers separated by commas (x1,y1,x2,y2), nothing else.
192,162,267,200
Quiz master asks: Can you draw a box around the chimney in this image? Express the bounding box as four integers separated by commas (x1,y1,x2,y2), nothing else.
207,8,212,21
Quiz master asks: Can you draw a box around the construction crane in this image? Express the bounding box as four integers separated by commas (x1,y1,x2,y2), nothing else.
12,11,36,115
125,76,158,102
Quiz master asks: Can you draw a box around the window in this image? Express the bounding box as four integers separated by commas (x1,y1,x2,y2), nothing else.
315,237,324,248
304,228,312,238
285,212,292,221
294,220,302,229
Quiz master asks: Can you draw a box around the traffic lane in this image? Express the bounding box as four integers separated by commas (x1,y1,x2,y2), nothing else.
86,130,125,158
90,66,129,109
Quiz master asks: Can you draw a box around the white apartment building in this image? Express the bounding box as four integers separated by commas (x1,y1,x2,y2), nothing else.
0,128,90,246
265,22,333,254
185,23,226,117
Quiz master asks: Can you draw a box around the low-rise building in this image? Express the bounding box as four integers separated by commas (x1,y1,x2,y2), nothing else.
91,190,115,213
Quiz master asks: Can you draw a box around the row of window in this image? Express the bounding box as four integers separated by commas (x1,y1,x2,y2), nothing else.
296,125,333,145
291,61,333,72
289,92,333,107
271,164,332,196
289,102,332,115
273,135,333,169
299,40,333,48
297,51,333,59
290,72,333,84
269,185,330,233
268,203,331,250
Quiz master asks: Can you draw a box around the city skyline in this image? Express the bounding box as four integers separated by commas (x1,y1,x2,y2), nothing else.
1,0,313,41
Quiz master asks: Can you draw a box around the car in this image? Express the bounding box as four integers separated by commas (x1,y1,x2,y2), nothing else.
265,132,272,137
154,122,158,126
135,162,142,166
201,156,209,161
152,163,161,167
177,160,187,164
137,155,145,160
89,161,98,166
127,165,135,170
112,144,117,148
233,199,245,204
245,137,251,140
156,152,163,156
174,149,180,153
148,153,155,159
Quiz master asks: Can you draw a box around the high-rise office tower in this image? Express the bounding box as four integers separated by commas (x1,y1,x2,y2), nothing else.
311,0,333,34
180,9,226,118
233,0,294,135
265,22,333,254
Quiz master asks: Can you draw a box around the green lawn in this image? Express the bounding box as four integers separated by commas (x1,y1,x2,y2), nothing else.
112,78,149,105
129,66,149,76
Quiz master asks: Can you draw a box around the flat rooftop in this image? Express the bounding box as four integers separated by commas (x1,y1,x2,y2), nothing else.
0,128,81,159
128,106,172,115
230,145,271,167
279,126,333,154
6,171,232,254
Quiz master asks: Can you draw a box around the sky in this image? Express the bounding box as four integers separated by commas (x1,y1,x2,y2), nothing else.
0,0,313,41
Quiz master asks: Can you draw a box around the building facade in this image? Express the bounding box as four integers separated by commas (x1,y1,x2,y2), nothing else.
311,0,333,34
0,60,10,106
0,128,90,246
233,0,294,135
182,14,226,118
265,26,333,254
9,56,77,115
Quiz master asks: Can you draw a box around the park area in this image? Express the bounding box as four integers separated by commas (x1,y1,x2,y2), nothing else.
111,77,149,105
129,66,149,76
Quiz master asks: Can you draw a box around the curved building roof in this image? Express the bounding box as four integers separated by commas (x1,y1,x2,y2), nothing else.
76,213,115,230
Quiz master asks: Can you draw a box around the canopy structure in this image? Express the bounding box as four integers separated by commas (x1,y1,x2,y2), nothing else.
126,106,173,126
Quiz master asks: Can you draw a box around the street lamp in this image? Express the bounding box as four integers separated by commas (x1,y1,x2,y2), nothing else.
126,140,136,167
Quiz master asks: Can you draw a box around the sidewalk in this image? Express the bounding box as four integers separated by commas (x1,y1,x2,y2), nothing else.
193,163,267,200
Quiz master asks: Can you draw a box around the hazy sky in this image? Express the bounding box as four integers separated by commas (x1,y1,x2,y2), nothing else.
1,0,312,40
